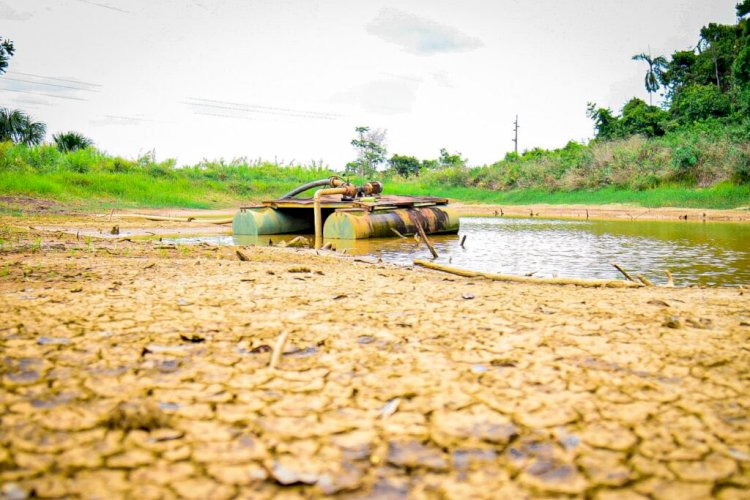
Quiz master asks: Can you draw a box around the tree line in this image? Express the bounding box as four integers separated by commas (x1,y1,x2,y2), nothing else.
587,1,750,140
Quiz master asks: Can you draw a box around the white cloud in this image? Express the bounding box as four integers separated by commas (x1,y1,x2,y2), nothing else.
366,8,484,56
331,77,421,115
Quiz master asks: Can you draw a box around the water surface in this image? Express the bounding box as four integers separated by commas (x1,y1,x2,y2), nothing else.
168,217,750,287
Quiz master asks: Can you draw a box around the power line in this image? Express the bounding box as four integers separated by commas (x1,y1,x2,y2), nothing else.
192,111,256,121
103,114,154,123
186,97,341,120
8,71,101,88
75,0,130,14
0,87,87,101
3,76,99,92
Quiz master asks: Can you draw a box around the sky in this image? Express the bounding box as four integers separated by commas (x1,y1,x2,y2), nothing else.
0,0,741,168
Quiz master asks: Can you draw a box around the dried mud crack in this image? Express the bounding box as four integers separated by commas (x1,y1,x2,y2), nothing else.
1,216,749,499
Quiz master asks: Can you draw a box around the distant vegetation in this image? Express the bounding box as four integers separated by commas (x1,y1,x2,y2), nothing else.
0,144,335,209
380,2,750,205
0,4,749,211
0,140,748,210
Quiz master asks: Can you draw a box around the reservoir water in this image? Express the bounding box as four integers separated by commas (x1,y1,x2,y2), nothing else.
169,217,750,287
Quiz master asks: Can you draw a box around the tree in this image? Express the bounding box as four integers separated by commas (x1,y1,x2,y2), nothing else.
53,131,94,152
0,108,46,145
438,148,464,167
620,98,668,137
738,0,750,19
388,154,421,177
671,84,731,123
346,126,387,177
586,103,623,140
632,52,668,104
0,36,14,76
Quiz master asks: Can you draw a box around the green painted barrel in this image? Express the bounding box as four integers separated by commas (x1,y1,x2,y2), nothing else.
323,206,459,239
232,207,311,235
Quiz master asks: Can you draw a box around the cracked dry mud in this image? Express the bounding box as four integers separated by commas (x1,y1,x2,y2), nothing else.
1,217,749,499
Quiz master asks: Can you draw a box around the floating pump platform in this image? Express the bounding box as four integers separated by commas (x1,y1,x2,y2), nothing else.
232,177,459,246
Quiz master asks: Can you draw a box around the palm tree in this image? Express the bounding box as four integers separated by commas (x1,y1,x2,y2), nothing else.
0,108,46,145
632,52,668,105
0,36,14,76
53,131,93,152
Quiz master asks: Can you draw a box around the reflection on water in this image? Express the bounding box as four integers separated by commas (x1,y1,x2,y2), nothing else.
167,217,750,287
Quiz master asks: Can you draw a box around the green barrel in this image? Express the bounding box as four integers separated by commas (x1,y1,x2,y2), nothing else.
323,206,459,239
232,207,312,235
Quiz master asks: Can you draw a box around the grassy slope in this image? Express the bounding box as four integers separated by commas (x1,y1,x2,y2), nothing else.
386,181,750,209
2,169,748,210
1,125,749,210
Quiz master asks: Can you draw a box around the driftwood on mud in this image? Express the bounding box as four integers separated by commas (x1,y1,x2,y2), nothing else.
637,274,655,287
269,331,289,370
414,259,642,288
664,270,675,287
123,214,233,225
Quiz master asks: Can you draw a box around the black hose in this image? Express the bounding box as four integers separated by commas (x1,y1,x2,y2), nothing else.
279,177,339,199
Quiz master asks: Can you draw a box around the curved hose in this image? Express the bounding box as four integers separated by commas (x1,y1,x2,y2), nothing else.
279,176,341,199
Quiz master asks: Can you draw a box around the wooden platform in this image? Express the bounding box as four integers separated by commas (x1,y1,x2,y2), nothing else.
240,195,450,213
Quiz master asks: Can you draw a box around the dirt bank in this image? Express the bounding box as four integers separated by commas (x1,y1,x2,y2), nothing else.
453,203,750,223
1,215,749,498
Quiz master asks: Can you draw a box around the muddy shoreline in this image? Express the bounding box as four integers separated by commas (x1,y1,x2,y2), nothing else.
1,214,749,498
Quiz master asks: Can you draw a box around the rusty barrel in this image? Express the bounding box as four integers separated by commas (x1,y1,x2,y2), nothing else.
232,207,311,235
323,206,459,240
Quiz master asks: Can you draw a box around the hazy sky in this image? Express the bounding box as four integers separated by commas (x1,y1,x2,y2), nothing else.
0,0,739,167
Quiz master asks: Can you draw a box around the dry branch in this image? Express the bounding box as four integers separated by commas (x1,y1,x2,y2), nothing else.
269,331,289,370
415,222,438,259
611,263,637,282
664,270,675,287
414,260,642,288
637,274,655,287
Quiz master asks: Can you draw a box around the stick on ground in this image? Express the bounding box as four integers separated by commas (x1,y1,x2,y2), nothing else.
664,270,675,287
414,259,642,288
460,235,467,248
390,228,407,238
636,274,655,287
611,263,637,282
269,331,289,370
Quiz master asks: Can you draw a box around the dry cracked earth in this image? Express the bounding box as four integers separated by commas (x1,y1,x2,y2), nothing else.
1,217,749,499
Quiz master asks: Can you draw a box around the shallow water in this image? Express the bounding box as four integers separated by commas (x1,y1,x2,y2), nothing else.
167,217,750,286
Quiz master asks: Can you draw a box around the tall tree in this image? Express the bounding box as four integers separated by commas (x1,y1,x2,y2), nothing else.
0,108,46,145
0,36,14,75
347,126,387,178
632,52,668,105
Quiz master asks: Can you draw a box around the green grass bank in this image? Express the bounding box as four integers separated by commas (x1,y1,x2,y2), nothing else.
0,122,749,211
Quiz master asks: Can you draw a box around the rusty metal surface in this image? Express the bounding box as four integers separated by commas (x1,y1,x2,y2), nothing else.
323,206,460,239
257,195,449,210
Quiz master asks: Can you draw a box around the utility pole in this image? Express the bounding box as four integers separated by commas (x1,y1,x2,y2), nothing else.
512,115,519,154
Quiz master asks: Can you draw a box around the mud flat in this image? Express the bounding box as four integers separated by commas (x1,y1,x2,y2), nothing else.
1,214,749,498
453,203,750,223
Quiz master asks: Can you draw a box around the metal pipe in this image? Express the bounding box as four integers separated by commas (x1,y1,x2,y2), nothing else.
314,185,356,248
279,176,342,200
